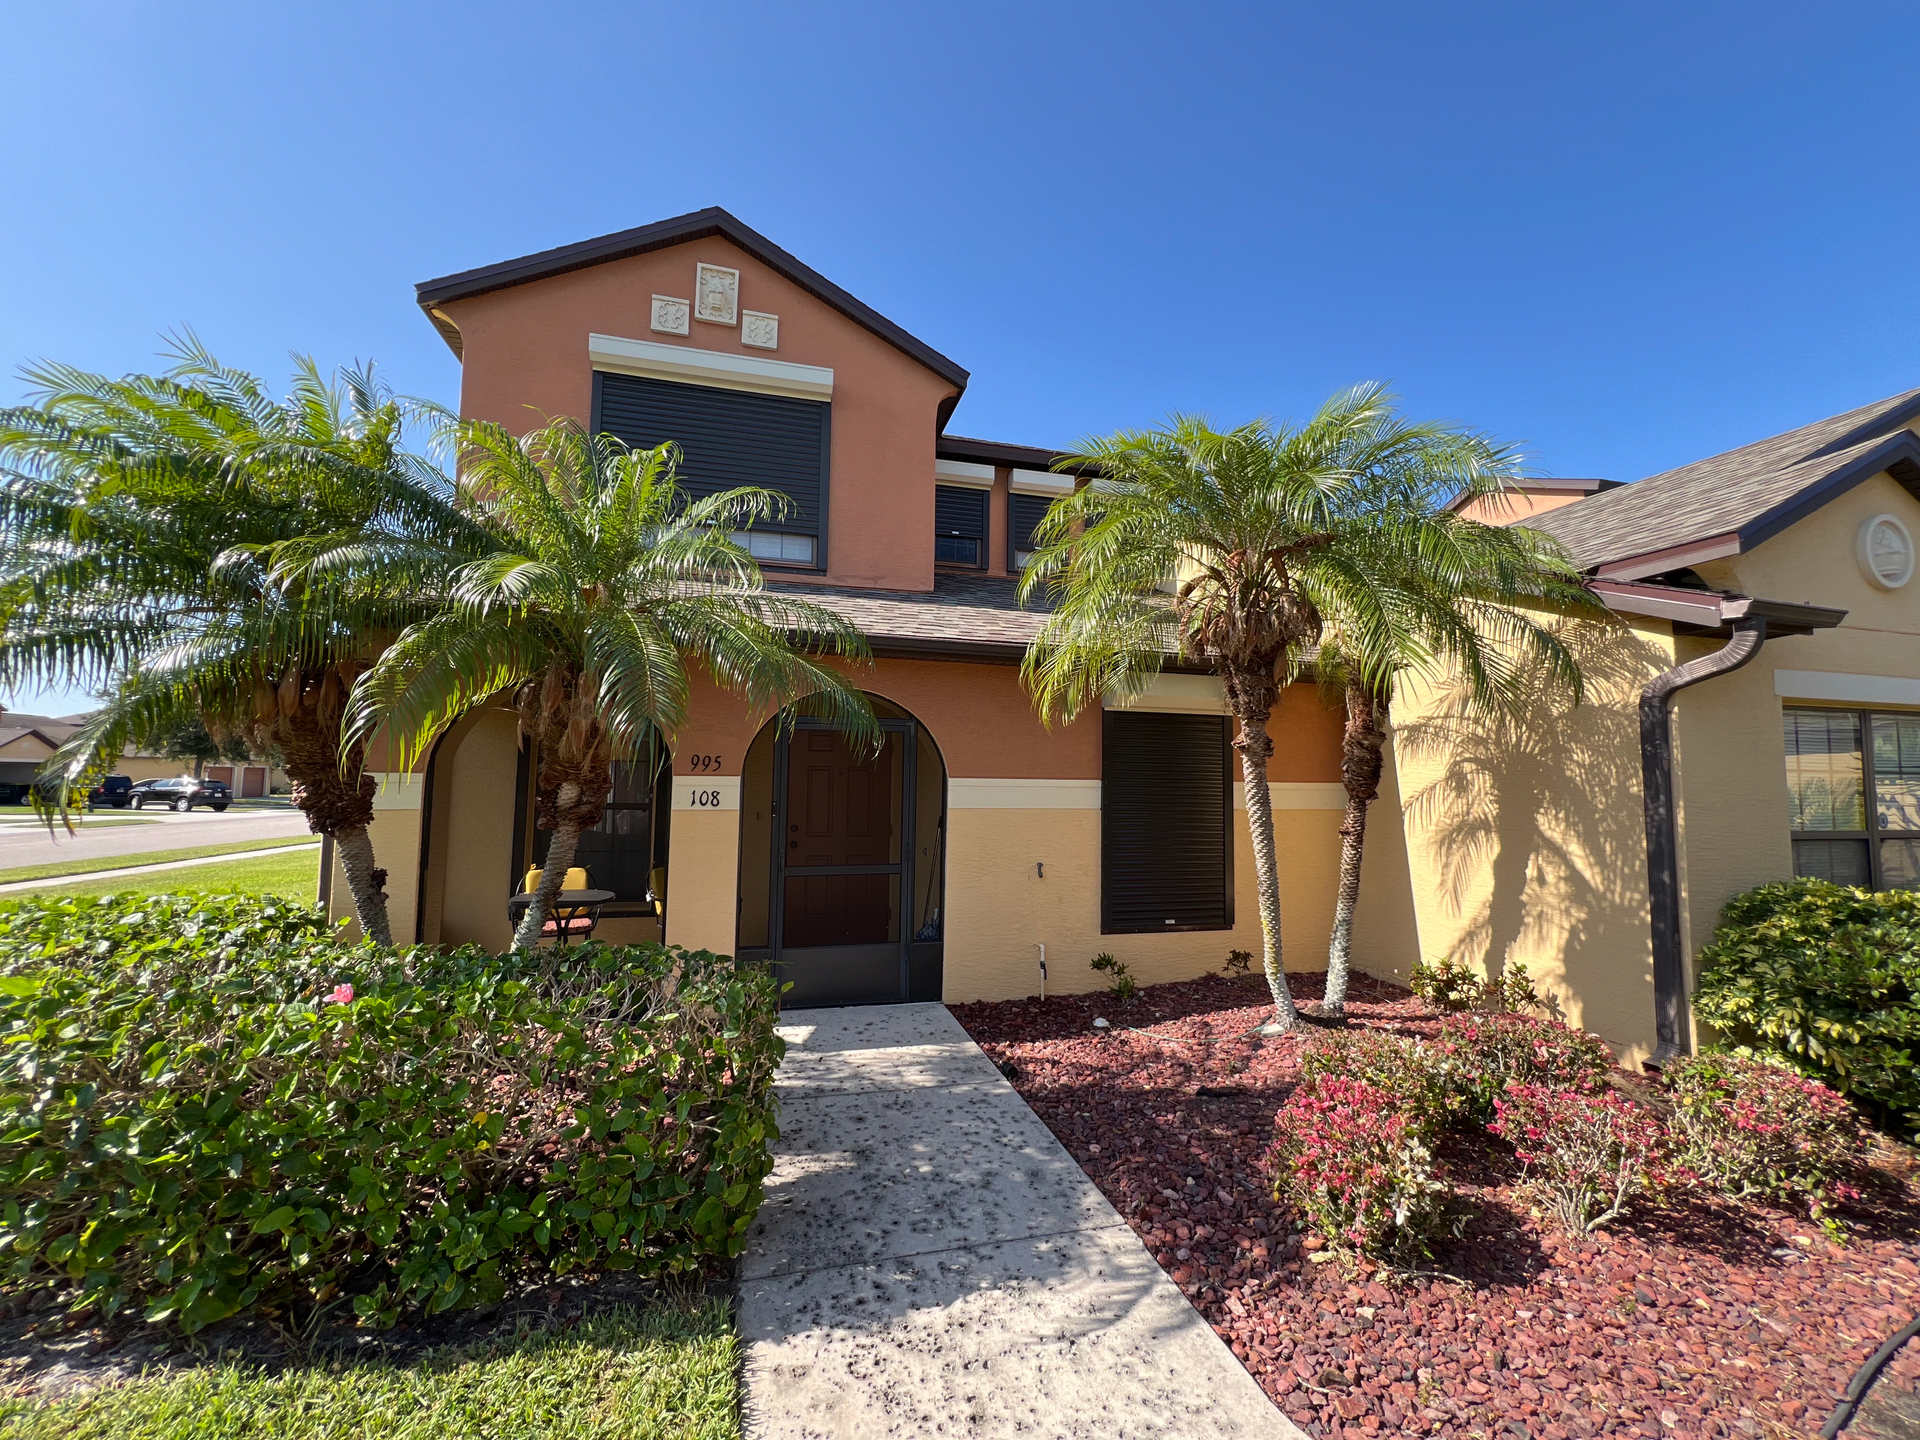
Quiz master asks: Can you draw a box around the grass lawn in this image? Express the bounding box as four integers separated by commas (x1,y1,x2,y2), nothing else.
0,837,320,886
0,1299,739,1440
8,846,321,902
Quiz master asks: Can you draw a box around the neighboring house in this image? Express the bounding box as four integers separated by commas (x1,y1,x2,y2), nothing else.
0,714,78,796
330,206,1920,1068
0,708,286,796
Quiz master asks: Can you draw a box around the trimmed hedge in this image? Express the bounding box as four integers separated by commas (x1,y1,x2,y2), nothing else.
1692,879,1920,1136
0,893,782,1331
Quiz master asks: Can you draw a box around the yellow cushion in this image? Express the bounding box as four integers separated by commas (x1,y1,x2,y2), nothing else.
522,865,590,893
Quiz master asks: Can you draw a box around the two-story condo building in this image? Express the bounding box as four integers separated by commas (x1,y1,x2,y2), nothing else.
325,207,1920,1069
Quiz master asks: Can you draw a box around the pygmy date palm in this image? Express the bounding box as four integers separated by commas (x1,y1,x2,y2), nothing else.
0,341,481,944
343,418,876,950
1020,384,1584,1029
1311,495,1601,1018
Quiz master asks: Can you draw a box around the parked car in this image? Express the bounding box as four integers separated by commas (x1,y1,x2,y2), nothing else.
0,782,29,805
126,776,231,812
87,775,133,808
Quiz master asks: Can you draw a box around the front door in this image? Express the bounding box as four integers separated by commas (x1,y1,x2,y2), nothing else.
771,718,915,1006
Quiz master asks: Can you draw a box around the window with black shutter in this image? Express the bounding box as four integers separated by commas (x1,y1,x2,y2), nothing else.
593,371,831,569
1102,711,1233,933
1010,493,1052,570
934,485,987,568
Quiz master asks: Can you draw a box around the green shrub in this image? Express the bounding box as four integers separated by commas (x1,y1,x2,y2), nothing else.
1298,1028,1458,1137
1431,1013,1616,1121
1666,1053,1865,1223
0,894,783,1332
1409,956,1484,1012
1090,951,1137,1001
1691,879,1920,1136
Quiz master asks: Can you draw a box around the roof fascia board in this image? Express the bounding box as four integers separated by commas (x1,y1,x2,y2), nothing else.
588,334,834,401
1593,533,1743,581
1814,394,1920,460
416,206,971,390
1735,431,1920,555
935,433,1097,475
1587,581,1729,628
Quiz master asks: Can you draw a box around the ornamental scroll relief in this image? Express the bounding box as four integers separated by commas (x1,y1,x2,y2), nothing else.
650,295,690,336
694,263,739,326
741,310,779,350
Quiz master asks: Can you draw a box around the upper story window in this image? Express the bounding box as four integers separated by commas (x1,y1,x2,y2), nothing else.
934,485,987,568
594,371,830,571
1784,706,1920,889
1010,494,1051,570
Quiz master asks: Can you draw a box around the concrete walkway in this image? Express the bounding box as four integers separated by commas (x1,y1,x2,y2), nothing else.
739,1003,1298,1439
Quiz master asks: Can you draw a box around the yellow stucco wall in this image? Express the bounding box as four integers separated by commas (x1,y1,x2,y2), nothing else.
1389,614,1676,1064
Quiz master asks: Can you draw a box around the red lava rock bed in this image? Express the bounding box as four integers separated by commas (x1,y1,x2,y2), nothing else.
949,972,1920,1440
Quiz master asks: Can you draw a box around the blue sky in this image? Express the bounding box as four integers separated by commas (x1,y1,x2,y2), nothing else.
4,1,1916,711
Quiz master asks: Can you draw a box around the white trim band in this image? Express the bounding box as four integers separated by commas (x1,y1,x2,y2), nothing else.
1108,674,1228,715
948,778,1101,809
1775,669,1920,706
935,458,996,487
588,334,833,401
673,776,742,812
1010,468,1074,496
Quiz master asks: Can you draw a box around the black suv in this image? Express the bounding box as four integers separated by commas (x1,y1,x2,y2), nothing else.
126,777,231,812
87,775,133,808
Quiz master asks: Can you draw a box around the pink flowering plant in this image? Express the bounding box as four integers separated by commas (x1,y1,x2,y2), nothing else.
1298,1028,1458,1138
1665,1053,1864,1224
1433,1013,1616,1121
1269,1075,1454,1260
1490,1083,1670,1234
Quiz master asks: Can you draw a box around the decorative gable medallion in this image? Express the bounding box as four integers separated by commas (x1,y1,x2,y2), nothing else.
1859,513,1915,589
694,263,739,326
650,295,690,336
741,310,779,350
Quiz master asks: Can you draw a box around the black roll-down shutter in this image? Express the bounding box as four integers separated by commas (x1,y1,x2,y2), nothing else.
1102,710,1234,933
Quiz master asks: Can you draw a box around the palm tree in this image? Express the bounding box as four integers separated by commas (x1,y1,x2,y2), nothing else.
1312,505,1601,1017
0,342,483,944
1019,384,1576,1030
342,417,876,951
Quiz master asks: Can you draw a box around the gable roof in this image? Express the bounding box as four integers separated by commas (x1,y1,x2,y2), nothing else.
1528,387,1920,579
415,206,971,393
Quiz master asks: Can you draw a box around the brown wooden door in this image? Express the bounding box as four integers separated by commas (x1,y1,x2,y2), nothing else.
781,730,899,948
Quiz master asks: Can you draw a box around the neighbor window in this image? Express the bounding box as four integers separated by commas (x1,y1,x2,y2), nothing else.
1102,711,1233,932
730,530,817,565
1784,706,1920,889
934,485,987,568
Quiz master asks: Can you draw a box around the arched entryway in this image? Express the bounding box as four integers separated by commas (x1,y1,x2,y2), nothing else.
737,694,947,1007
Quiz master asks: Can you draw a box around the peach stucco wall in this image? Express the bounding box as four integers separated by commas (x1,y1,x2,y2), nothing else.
438,236,961,593
1454,489,1595,526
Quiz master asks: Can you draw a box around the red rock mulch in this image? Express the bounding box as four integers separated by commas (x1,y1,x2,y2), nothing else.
950,973,1920,1440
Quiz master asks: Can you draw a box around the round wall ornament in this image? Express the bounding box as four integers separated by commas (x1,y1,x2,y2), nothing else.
1857,513,1915,589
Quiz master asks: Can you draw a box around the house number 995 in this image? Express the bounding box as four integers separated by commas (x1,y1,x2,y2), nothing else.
686,754,724,773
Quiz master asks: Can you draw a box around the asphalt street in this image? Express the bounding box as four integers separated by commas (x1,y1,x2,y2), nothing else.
0,807,312,868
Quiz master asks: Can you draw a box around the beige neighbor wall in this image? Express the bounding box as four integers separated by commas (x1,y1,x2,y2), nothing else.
1390,613,1678,1064
322,770,425,944
1676,469,1920,1043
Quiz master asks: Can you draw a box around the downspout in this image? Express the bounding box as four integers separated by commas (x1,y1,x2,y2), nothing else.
1640,614,1767,1067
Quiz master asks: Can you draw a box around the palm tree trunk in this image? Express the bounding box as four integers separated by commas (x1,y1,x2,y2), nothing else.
1225,668,1299,1030
334,825,392,947
1322,682,1386,1018
276,699,391,946
513,781,583,951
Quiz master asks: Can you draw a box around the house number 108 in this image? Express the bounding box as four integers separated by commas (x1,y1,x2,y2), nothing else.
688,788,724,808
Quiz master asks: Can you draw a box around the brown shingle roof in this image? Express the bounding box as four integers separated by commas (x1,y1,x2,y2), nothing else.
1528,388,1920,574
770,573,1050,658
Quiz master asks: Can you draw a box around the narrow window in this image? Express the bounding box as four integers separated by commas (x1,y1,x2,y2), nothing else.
934,485,986,568
1102,711,1233,932
531,756,671,911
1784,706,1920,890
1010,493,1052,570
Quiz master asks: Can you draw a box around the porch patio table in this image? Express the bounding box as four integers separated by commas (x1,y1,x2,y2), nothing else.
505,888,614,945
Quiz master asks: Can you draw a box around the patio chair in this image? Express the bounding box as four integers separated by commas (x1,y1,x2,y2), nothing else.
518,865,602,945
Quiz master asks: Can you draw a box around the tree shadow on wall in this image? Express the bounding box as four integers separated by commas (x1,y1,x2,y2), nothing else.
1394,621,1667,999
